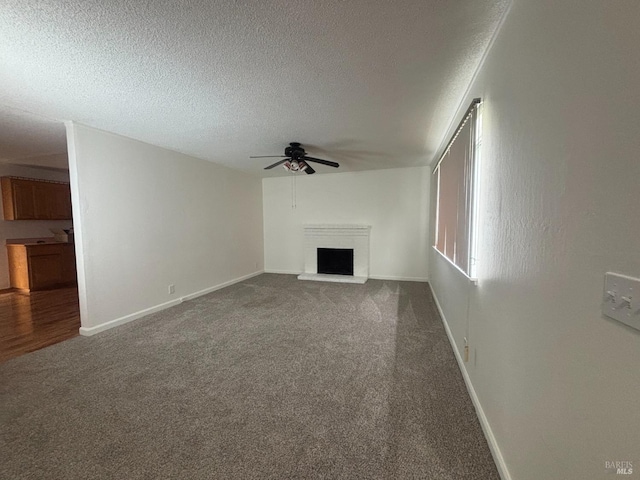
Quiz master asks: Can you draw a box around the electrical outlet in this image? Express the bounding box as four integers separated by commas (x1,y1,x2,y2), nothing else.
168,284,175,295
603,272,639,331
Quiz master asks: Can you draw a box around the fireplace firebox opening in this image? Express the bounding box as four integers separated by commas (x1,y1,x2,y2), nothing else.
317,248,354,276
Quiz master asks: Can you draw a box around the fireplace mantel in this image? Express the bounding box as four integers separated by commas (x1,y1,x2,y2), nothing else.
298,224,371,284
302,224,371,236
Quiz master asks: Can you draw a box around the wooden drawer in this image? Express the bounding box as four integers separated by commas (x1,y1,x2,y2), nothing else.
25,244,63,257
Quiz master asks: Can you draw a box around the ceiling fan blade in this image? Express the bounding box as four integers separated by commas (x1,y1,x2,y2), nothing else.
303,156,339,168
304,164,316,174
264,159,289,169
250,155,287,158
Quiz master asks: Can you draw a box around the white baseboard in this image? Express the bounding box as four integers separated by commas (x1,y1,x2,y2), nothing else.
369,275,428,282
264,269,302,275
78,298,183,336
428,282,512,480
180,270,263,302
79,270,264,336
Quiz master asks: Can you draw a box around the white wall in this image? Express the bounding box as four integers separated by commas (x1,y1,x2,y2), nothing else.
66,123,263,333
429,1,640,479
0,163,71,289
263,167,429,281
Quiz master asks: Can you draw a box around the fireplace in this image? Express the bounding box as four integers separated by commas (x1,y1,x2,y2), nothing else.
298,224,371,284
317,248,354,276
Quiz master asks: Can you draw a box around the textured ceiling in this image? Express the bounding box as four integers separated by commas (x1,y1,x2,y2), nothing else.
0,107,67,161
0,0,510,176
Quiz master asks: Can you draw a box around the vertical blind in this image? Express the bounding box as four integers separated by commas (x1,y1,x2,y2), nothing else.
434,99,481,277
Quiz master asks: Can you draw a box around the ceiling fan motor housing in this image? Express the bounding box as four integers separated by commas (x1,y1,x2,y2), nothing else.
285,142,305,159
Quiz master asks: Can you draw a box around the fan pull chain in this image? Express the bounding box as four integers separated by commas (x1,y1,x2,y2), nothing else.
291,172,297,209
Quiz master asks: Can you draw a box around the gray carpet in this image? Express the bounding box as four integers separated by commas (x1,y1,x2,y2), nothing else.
0,274,499,479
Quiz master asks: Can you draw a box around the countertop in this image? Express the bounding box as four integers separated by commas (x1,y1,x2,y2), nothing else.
6,237,73,247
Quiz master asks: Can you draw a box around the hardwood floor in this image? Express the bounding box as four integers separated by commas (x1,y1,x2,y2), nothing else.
0,287,80,363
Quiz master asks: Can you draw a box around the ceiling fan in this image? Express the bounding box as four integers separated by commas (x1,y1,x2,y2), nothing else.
250,142,339,174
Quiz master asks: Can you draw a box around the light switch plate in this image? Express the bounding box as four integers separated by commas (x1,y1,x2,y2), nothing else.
603,272,640,331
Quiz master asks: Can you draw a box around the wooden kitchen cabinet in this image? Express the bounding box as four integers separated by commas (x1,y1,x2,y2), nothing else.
6,243,77,292
49,183,73,219
60,244,77,283
10,180,38,219
1,177,72,220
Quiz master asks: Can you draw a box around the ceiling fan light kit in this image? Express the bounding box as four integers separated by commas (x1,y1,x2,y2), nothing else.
250,142,339,175
284,160,308,172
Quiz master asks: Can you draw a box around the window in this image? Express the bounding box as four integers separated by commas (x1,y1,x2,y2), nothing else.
433,98,482,279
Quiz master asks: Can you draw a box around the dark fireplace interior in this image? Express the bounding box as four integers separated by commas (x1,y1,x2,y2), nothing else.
317,248,354,276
